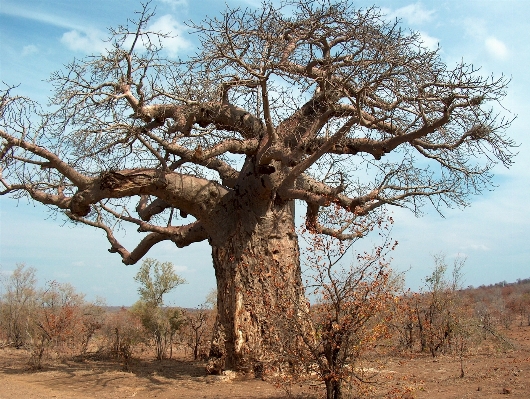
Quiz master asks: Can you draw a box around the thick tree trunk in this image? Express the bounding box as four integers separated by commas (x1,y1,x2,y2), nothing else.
206,196,305,374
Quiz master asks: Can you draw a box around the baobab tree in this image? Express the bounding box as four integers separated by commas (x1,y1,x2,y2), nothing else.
0,1,515,372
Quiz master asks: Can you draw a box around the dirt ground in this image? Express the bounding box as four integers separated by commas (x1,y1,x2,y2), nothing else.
1,325,529,399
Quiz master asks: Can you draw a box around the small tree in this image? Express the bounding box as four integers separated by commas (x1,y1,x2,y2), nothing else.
264,214,398,399
102,307,144,370
132,258,186,360
0,264,37,348
78,299,106,355
391,289,417,351
1,266,106,365
414,254,466,357
134,258,186,306
131,301,185,360
28,281,85,369
184,305,214,361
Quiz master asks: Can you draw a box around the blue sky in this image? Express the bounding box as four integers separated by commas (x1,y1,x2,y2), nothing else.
0,0,528,307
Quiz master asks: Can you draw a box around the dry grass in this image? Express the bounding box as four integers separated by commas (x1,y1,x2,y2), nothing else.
1,324,529,399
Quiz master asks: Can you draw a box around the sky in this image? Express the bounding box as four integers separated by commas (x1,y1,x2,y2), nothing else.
0,0,528,307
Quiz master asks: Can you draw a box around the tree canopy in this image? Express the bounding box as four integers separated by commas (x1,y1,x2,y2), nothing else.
0,1,515,260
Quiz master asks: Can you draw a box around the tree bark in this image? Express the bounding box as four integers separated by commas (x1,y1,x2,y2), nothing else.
325,379,342,399
206,195,305,374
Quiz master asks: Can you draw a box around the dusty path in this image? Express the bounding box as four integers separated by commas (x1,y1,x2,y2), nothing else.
0,355,289,399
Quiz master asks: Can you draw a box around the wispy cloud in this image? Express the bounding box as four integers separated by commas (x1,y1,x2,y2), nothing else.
147,14,191,58
460,243,490,252
157,0,188,9
61,14,191,57
0,269,14,277
233,0,262,6
61,29,108,54
463,18,509,61
173,264,189,273
1,4,85,31
381,3,438,50
485,36,509,60
22,44,39,56
383,3,435,26
71,261,86,267
2,4,190,57
1,3,108,54
463,18,487,39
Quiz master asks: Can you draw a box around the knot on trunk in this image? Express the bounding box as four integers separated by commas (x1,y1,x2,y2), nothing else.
70,194,91,216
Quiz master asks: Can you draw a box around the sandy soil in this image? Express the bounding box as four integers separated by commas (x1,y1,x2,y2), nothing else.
1,325,529,399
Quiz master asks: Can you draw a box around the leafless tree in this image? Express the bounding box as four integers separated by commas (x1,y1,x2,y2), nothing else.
0,1,515,372
414,254,466,357
184,306,212,361
0,264,37,348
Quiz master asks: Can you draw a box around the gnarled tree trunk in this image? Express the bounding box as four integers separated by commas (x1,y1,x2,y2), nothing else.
206,194,305,373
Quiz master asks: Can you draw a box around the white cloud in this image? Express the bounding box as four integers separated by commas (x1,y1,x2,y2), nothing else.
22,44,38,56
173,264,189,273
71,261,86,267
0,4,80,31
485,36,508,60
463,18,509,61
147,14,191,58
0,269,14,277
60,28,108,54
1,4,109,55
60,15,191,57
384,3,435,26
418,31,439,51
2,4,190,58
451,252,468,259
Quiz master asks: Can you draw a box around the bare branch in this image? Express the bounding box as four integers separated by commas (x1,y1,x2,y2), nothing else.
0,129,91,188
67,208,208,265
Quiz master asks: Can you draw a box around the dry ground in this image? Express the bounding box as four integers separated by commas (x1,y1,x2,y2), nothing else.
1,325,529,399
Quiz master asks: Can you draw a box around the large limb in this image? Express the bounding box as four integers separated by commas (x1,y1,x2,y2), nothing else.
67,207,208,265
273,16,510,163
281,174,378,212
304,202,368,240
54,61,267,140
142,129,257,187
1,97,228,233
299,102,451,160
136,196,171,221
278,174,382,239
286,167,460,239
132,102,265,140
280,117,358,189
69,169,229,220
301,181,447,239
0,182,72,209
